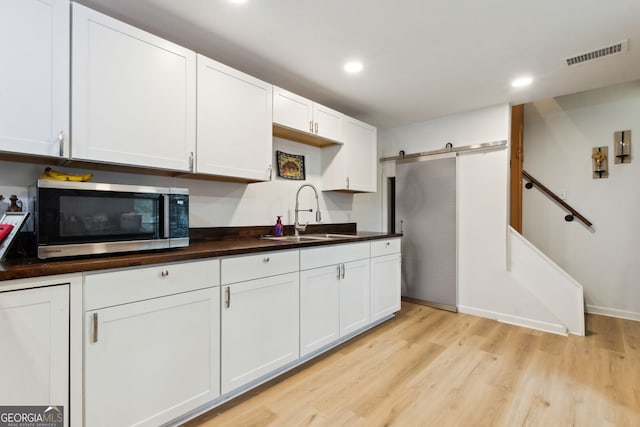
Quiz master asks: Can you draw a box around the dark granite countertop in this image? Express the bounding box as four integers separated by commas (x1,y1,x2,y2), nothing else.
0,223,401,282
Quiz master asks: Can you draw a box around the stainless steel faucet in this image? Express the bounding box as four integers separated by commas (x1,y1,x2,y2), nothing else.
294,184,322,236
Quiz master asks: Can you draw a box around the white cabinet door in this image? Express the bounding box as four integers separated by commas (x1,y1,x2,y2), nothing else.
339,259,371,336
197,55,273,181
272,87,313,134
273,87,343,143
221,272,299,394
300,265,340,356
0,0,68,157
0,285,69,426
343,116,377,192
370,253,402,322
85,288,220,427
313,103,342,142
71,3,196,171
322,116,377,192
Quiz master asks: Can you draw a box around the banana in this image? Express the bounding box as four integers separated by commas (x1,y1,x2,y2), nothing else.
41,167,93,182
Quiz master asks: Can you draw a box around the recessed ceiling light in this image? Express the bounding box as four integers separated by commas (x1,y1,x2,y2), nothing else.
511,76,533,87
227,0,248,4
344,61,363,74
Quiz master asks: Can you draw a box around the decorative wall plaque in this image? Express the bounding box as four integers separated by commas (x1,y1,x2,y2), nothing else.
276,151,305,180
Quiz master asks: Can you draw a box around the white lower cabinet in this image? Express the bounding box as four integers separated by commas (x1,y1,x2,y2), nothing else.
0,285,69,426
339,259,371,336
220,272,300,394
300,242,371,356
300,265,340,356
83,260,220,427
72,240,399,423
370,238,402,322
370,253,402,321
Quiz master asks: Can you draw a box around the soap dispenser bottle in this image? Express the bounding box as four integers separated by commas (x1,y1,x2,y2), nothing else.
274,216,283,237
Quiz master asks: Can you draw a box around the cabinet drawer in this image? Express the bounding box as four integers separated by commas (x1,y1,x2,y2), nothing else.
300,242,369,270
221,250,299,285
85,259,220,310
370,238,401,257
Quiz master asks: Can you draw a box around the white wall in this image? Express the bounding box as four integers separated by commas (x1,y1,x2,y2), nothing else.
365,104,512,234
379,104,511,155
375,103,580,334
523,80,640,321
0,137,361,229
457,150,571,334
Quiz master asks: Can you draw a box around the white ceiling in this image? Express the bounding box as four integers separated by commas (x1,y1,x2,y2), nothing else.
75,0,640,129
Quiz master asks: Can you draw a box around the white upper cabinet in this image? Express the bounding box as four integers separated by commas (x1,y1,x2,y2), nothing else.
313,103,342,142
273,87,313,134
196,55,273,182
0,0,69,158
273,87,343,143
71,3,196,171
322,116,377,192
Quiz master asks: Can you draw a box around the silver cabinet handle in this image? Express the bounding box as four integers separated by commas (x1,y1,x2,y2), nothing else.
309,120,314,133
225,287,230,308
400,220,404,233
161,270,169,277
341,264,345,279
263,257,270,263
267,164,273,181
92,313,99,343
336,265,341,280
189,151,194,172
58,130,64,157
314,122,318,134
346,177,350,189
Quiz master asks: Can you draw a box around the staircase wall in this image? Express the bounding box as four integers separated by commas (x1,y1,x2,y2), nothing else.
457,149,582,335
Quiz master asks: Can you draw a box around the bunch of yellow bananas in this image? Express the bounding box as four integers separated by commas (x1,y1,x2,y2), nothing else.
40,167,93,182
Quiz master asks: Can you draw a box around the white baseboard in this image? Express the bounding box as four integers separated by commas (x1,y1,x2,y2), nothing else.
586,305,640,322
458,305,568,336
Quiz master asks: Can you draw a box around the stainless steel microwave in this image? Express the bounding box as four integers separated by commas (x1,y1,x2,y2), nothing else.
30,180,189,259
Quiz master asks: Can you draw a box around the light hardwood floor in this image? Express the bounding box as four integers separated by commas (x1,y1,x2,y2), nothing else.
186,302,640,427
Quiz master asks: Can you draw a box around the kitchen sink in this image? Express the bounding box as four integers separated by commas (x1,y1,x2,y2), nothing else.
318,233,357,239
261,233,357,243
261,235,332,242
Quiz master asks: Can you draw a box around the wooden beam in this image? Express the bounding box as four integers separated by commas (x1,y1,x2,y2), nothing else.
509,104,524,233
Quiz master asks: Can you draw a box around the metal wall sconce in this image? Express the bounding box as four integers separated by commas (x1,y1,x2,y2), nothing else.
614,130,631,164
592,146,608,179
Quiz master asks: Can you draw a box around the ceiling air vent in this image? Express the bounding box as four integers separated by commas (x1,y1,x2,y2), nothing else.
565,40,629,66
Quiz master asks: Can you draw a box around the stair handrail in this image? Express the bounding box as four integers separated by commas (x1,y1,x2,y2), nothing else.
522,170,593,228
